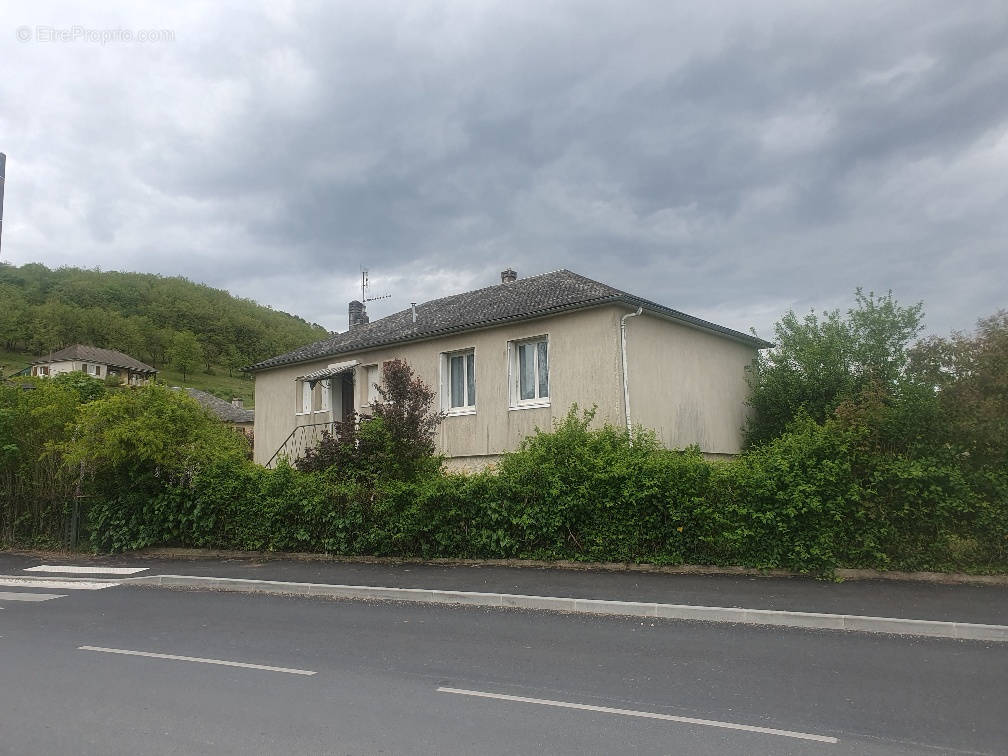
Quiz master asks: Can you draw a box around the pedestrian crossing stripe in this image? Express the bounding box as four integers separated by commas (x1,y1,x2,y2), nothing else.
0,577,119,590
0,591,67,602
24,565,148,575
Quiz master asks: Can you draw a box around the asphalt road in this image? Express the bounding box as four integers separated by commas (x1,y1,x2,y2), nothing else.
1,581,1006,754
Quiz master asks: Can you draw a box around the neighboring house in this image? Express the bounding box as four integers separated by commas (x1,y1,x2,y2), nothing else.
173,387,255,437
248,269,772,469
30,344,157,385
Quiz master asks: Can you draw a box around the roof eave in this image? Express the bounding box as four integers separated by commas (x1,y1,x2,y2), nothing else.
245,299,616,373
617,297,773,349
247,295,770,373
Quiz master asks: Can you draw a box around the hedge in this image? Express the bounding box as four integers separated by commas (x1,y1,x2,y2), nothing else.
82,408,1007,576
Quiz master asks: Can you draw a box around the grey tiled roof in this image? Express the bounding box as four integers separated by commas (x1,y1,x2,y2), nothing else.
34,344,157,373
174,387,254,424
247,269,771,372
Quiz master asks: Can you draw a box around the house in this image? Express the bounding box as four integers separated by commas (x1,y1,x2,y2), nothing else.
173,387,255,437
248,269,772,469
30,344,157,385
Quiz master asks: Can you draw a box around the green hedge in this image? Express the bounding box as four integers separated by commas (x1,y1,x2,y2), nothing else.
81,407,1007,576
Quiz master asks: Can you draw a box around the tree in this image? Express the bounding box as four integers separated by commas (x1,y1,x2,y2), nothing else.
745,289,924,447
221,345,246,377
51,371,107,403
63,383,249,480
0,285,29,351
0,377,81,545
296,359,444,480
908,310,1008,469
0,261,329,370
168,330,203,381
369,359,445,464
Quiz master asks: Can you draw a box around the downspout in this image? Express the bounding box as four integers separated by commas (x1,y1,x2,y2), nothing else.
620,307,643,435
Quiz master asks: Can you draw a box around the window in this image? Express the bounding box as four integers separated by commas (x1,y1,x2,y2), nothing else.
297,380,311,414
319,379,331,412
442,349,476,413
509,337,549,408
366,364,380,404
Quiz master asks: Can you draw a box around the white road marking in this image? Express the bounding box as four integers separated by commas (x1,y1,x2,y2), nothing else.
25,565,148,575
77,646,317,676
437,687,839,744
0,591,67,602
0,577,118,590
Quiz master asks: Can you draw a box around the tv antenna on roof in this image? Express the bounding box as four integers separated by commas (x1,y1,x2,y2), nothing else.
361,268,391,304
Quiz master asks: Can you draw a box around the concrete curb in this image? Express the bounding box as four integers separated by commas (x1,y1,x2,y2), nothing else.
127,548,1008,586
128,574,1008,643
7,546,1007,585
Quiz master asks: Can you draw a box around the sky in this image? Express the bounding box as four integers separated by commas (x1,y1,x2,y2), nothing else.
1,0,1006,340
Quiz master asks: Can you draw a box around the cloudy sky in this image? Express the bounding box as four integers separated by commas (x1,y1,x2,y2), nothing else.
2,0,1006,339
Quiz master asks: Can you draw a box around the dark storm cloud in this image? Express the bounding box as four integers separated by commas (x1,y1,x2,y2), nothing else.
1,0,1005,337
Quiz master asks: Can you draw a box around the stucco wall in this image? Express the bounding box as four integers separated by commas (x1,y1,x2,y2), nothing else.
624,312,758,454
253,306,626,466
32,360,91,377
31,360,152,384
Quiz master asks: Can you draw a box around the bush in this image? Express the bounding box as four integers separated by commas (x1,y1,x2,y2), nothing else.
65,384,251,550
296,359,443,482
489,406,710,562
52,371,107,403
0,377,80,546
64,383,249,480
74,400,1007,574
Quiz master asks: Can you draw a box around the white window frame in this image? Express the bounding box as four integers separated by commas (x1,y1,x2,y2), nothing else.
441,348,477,416
508,335,550,409
364,364,380,406
318,379,331,413
296,379,312,415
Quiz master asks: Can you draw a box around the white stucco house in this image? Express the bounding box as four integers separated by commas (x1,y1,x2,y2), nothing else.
31,344,158,385
247,269,772,469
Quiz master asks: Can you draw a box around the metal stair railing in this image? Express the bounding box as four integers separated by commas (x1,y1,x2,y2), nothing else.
265,421,337,468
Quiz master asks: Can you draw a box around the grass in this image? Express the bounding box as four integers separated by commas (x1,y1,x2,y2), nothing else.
1,347,255,407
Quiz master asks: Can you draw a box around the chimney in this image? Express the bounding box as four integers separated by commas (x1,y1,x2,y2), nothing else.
231,397,243,409
501,268,517,284
348,300,368,330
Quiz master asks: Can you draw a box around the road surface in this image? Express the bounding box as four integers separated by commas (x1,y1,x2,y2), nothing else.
1,569,1005,754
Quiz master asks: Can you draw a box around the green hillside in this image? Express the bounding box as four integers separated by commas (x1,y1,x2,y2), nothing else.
0,262,332,405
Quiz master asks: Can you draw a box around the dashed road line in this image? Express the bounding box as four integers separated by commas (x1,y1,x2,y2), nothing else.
437,686,839,744
77,645,317,676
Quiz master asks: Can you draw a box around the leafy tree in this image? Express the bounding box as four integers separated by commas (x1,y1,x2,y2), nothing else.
908,310,1008,469
63,383,249,480
369,359,445,466
0,284,30,350
221,345,246,377
745,289,924,447
0,377,80,545
168,330,203,381
297,359,444,480
51,371,107,403
0,262,329,369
